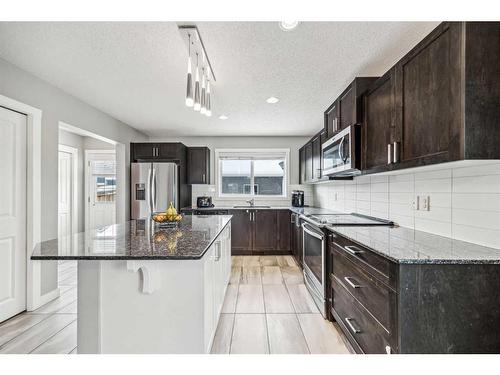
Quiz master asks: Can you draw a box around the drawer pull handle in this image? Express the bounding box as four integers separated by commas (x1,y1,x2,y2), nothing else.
344,276,361,289
345,318,361,334
344,245,363,255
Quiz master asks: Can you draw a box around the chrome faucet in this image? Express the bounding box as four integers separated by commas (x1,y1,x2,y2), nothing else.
246,198,255,207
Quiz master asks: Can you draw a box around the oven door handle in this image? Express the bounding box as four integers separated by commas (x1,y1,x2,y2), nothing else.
302,223,325,240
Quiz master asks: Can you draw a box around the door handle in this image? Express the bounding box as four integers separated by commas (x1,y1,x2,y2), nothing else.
343,245,363,256
148,167,153,213
152,168,157,212
345,318,361,334
344,276,361,289
387,143,393,164
393,141,399,164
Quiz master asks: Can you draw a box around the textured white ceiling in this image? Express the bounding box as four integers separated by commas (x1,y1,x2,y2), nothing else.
0,21,439,137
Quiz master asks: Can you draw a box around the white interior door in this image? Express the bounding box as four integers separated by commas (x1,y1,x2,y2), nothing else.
0,106,27,322
58,147,76,254
86,151,116,230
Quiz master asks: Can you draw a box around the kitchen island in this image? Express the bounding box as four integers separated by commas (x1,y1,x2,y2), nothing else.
31,215,232,354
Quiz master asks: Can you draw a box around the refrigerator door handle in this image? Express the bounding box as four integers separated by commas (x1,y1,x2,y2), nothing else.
152,168,157,213
148,166,154,214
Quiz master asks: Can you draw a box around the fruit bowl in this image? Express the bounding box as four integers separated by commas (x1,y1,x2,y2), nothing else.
151,212,183,228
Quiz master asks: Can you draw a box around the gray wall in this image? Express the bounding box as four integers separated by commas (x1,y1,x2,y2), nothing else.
58,129,116,233
0,57,148,294
149,136,310,185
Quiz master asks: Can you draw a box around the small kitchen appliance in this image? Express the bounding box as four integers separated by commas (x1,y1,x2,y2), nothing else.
291,190,305,207
196,196,214,208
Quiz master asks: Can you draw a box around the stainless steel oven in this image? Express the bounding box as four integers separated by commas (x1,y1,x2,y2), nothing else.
302,221,326,317
322,124,361,177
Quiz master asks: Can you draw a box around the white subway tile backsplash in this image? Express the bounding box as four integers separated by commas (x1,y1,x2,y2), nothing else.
452,209,500,231
414,168,452,180
452,162,500,177
452,224,500,249
415,218,452,237
452,193,500,212
415,178,451,193
312,161,500,249
414,206,452,223
370,192,389,203
453,175,500,193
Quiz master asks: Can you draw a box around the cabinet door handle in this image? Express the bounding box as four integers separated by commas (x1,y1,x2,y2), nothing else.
344,276,361,289
345,318,361,334
387,143,392,164
393,141,399,164
343,245,363,256
202,173,206,183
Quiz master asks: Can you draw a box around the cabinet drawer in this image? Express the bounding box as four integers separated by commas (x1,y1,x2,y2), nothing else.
328,231,396,288
332,249,396,333
332,276,394,354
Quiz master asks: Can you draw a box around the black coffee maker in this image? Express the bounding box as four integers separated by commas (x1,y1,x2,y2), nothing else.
291,190,304,207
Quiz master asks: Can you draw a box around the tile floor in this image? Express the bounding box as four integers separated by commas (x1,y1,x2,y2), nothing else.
211,255,351,354
0,256,351,354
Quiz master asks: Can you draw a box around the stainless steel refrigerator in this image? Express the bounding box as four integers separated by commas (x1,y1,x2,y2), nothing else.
131,162,179,219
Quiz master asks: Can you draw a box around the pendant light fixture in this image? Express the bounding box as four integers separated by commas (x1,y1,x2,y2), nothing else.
205,67,212,117
193,52,201,111
205,80,212,117
200,68,206,114
185,34,194,107
179,25,216,118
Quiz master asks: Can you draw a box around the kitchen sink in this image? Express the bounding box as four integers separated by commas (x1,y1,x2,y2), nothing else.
232,205,271,209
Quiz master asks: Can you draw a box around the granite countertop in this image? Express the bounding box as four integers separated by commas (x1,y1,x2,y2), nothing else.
181,205,339,215
327,225,500,264
31,215,232,260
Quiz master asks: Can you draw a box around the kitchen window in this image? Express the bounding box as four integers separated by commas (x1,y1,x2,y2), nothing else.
216,149,289,199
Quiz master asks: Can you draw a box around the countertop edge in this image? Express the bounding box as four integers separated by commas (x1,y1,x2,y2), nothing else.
31,217,232,261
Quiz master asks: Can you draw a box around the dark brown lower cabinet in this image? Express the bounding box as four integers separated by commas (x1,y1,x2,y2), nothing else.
229,210,253,255
229,209,292,255
328,230,500,354
253,210,278,253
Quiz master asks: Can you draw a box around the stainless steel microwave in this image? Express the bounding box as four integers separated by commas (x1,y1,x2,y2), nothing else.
321,124,361,177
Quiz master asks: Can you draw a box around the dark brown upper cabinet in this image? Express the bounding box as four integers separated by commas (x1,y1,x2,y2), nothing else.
338,77,378,131
299,147,306,185
187,147,210,184
304,142,314,183
324,77,378,141
363,22,500,174
131,142,186,161
392,22,462,168
362,70,397,174
324,100,339,140
312,132,322,181
131,143,161,160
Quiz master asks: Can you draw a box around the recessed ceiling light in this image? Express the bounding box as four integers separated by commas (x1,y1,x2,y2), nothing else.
219,115,228,120
266,97,279,104
279,21,299,31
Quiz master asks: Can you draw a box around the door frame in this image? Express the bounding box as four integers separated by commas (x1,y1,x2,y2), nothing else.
0,94,48,311
58,144,79,237
84,149,117,231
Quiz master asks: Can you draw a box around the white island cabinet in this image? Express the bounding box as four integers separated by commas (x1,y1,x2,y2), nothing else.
32,216,232,354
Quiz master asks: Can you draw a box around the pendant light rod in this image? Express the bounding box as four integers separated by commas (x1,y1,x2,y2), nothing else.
178,24,216,82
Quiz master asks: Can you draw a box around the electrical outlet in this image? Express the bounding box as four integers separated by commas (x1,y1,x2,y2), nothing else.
416,195,430,211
